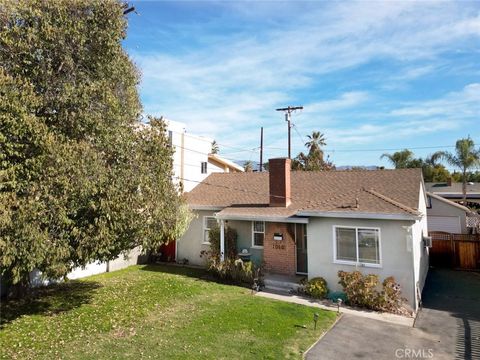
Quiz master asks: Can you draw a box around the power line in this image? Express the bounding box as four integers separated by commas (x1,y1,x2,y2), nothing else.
261,144,467,153
292,123,306,147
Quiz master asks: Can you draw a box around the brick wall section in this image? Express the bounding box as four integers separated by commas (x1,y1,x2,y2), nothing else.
269,158,291,207
263,222,296,275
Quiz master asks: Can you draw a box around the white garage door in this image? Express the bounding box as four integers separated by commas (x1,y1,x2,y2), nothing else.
428,216,461,233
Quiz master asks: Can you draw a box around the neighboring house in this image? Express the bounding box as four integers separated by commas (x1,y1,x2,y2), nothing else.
208,153,244,174
425,180,480,204
177,158,429,311
166,119,243,192
426,192,472,234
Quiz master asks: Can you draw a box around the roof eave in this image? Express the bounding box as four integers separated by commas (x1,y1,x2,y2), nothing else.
296,210,421,221
426,192,472,212
215,213,309,223
189,205,225,211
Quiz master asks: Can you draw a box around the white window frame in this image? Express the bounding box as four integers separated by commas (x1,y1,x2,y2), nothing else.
332,225,382,268
251,221,265,248
203,216,216,245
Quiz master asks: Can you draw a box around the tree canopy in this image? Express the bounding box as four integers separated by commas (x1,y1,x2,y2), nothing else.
379,141,480,185
438,137,480,200
0,0,188,288
211,140,219,154
292,131,334,171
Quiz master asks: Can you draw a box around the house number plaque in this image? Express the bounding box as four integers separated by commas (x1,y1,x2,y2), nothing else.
273,243,286,250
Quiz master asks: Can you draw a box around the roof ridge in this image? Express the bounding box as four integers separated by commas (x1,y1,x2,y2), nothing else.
362,188,420,215
290,168,422,174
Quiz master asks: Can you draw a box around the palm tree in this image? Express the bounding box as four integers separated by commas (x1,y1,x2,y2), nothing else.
305,131,327,157
243,160,253,172
424,152,443,167
211,140,219,154
438,137,480,201
380,149,415,169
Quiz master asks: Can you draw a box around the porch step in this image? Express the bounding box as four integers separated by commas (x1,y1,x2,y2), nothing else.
263,275,305,294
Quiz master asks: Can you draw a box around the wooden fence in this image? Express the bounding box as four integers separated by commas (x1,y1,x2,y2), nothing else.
429,232,480,270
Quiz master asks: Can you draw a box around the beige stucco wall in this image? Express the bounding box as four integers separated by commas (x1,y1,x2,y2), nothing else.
176,213,264,266
427,196,467,233
307,217,417,310
176,210,214,266
226,220,264,264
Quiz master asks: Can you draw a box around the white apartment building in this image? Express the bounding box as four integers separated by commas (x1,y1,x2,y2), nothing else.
166,119,243,192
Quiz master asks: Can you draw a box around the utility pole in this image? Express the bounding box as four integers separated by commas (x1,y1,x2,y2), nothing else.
276,106,303,158
259,127,264,172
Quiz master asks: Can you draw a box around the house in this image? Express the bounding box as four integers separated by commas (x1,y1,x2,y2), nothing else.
425,180,480,205
426,192,472,234
166,119,243,192
177,158,429,311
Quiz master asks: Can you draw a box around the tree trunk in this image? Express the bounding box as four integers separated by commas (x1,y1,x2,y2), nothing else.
4,274,31,300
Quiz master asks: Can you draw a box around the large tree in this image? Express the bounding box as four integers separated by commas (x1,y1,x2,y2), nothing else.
380,149,418,169
0,0,188,291
438,137,480,201
292,131,333,171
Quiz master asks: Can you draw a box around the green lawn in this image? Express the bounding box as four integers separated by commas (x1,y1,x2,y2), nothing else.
0,265,336,359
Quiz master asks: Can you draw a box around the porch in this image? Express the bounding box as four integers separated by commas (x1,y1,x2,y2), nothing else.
218,217,309,276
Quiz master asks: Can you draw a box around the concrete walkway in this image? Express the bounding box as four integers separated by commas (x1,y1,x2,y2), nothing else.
305,269,480,359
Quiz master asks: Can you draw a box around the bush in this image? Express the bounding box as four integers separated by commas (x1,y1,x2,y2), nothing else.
377,276,404,313
304,277,329,299
337,271,404,313
205,258,260,285
338,271,379,309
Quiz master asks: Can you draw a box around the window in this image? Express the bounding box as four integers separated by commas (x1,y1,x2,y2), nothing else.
334,226,381,266
203,216,217,244
168,130,173,147
201,162,208,174
252,221,265,247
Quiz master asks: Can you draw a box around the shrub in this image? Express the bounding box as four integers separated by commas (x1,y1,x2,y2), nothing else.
377,276,404,313
205,258,261,285
338,271,379,309
337,271,404,313
304,277,329,299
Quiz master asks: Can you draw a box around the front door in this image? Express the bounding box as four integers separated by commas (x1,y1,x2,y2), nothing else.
296,224,308,274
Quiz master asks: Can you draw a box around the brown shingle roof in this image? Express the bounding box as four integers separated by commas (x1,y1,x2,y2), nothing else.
186,168,423,218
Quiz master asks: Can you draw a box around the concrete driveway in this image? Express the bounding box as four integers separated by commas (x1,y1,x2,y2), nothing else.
306,269,480,359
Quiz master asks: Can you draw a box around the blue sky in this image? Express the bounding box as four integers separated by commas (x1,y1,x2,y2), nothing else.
123,1,480,168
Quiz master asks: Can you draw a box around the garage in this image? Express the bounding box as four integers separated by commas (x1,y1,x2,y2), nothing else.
427,215,461,233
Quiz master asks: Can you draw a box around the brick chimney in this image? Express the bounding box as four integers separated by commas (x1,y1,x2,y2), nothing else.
447,177,452,186
269,158,291,207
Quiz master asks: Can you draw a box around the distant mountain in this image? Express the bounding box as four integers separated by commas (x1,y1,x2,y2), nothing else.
232,160,380,171
336,165,381,170
234,160,261,171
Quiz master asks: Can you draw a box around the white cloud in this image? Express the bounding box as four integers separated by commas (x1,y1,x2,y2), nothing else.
390,83,480,118
128,1,480,160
